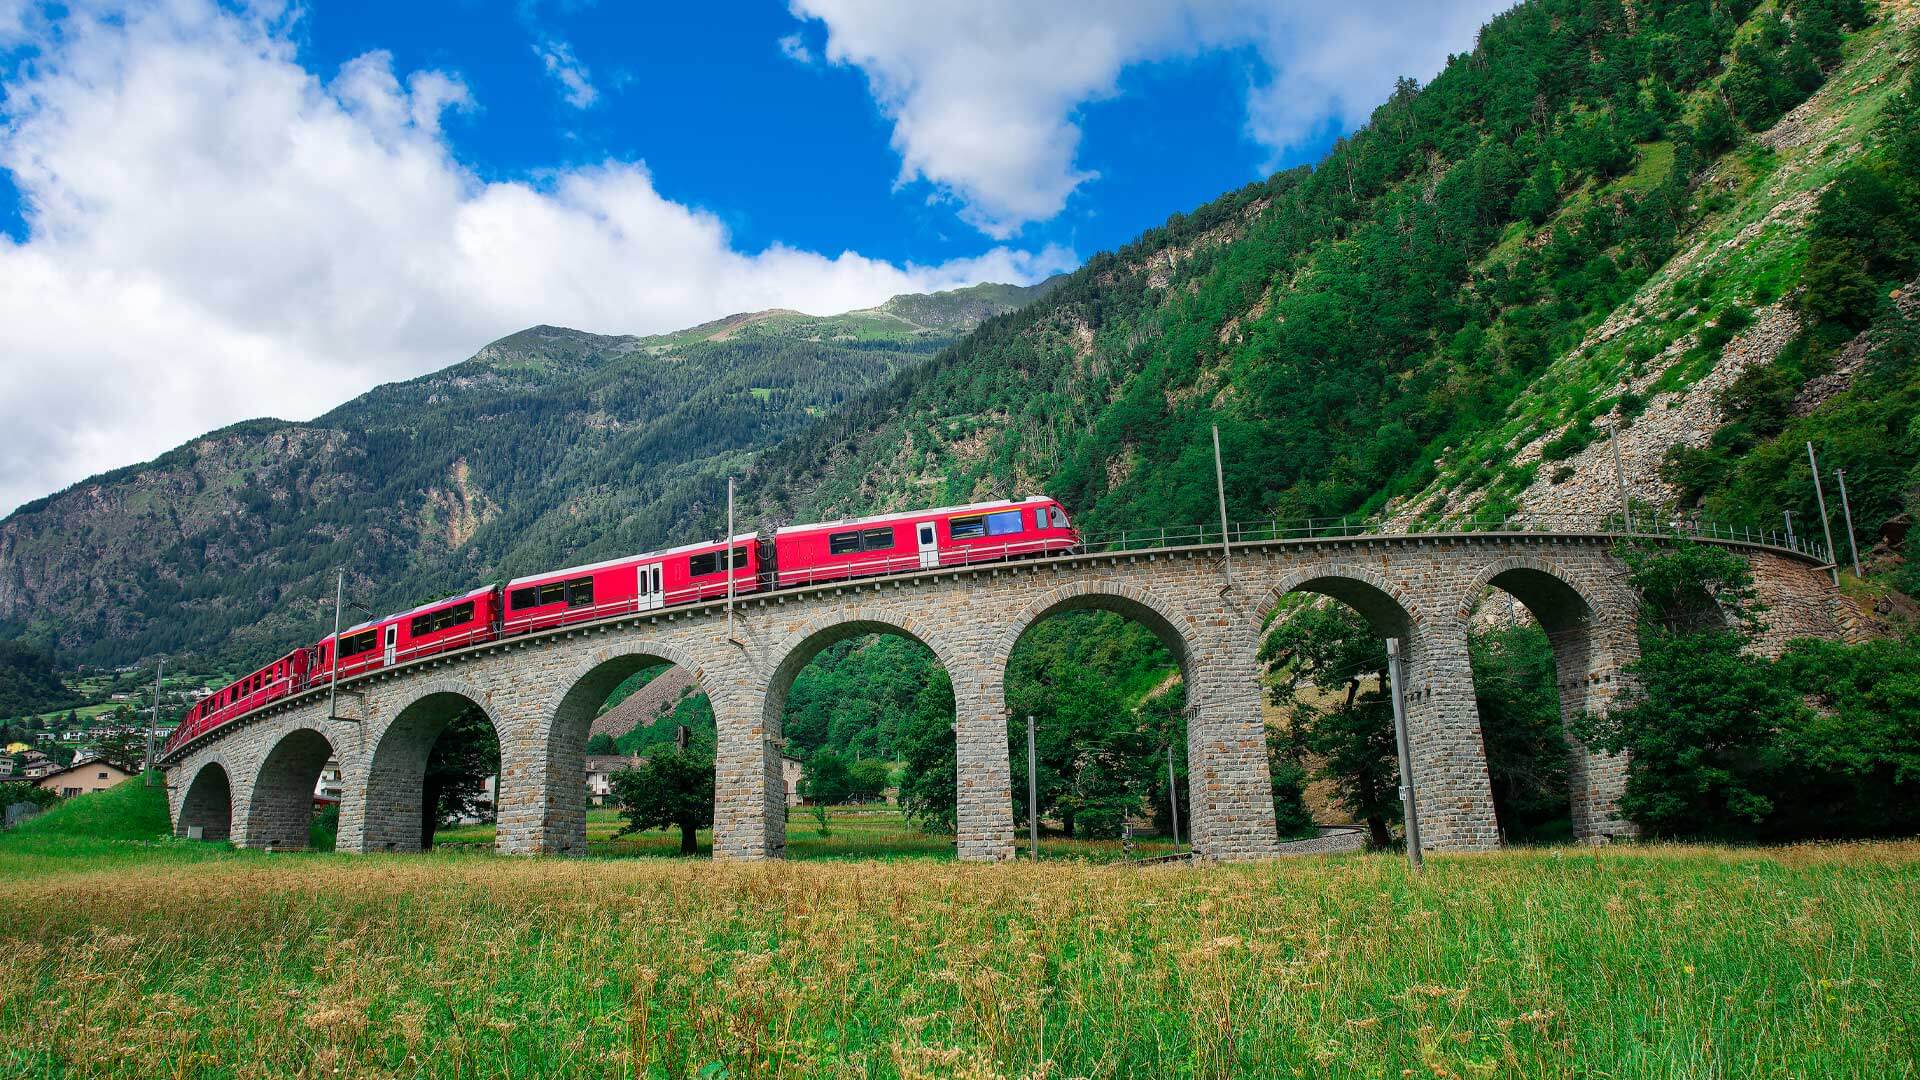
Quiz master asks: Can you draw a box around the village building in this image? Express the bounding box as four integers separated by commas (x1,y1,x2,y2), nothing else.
37,759,133,799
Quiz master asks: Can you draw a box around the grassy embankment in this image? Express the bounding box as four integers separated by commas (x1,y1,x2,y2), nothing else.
1,782,1916,1077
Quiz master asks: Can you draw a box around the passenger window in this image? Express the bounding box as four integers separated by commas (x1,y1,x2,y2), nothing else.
950,516,986,539
861,527,894,551
567,578,594,608
985,510,1024,536
828,531,861,555
510,587,535,610
689,551,722,576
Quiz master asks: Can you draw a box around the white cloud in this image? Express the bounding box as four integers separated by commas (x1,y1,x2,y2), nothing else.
534,38,597,108
777,32,814,65
790,0,1512,237
0,1,1072,515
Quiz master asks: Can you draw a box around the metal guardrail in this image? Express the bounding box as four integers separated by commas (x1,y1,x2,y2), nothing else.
1072,511,1831,565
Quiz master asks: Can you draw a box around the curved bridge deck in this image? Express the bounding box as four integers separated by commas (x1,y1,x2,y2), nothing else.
163,524,1845,861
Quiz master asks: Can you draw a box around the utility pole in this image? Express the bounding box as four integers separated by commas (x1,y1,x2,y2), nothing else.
1610,425,1633,535
1807,442,1839,585
726,477,738,644
1026,715,1040,860
1211,425,1233,588
328,569,345,723
144,658,164,786
1166,744,1181,849
1384,638,1423,873
1835,469,1863,578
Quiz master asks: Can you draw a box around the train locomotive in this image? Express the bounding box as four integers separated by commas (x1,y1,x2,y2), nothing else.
165,496,1077,752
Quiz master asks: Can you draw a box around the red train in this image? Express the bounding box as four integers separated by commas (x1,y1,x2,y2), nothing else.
165,497,1077,753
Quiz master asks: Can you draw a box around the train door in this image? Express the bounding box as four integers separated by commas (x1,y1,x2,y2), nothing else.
917,521,939,568
637,562,664,611
383,624,398,667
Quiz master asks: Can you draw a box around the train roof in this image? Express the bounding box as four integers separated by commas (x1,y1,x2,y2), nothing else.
505,533,758,589
774,496,1053,536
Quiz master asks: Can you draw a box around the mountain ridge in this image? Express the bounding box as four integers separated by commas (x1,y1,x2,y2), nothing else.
0,280,1053,667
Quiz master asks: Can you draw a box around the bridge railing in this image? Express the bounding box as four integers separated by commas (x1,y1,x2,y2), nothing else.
1072,511,1832,565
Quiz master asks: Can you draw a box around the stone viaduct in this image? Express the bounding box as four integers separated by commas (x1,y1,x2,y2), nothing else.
159,530,1845,861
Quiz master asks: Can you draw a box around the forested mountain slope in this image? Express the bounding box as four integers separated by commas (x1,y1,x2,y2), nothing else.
740,0,1919,586
0,282,1050,667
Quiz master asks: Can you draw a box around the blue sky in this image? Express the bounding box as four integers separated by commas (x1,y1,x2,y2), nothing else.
0,0,1509,514
289,2,1286,266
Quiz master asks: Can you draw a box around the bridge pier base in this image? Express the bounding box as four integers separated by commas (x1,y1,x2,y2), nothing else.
1403,633,1501,852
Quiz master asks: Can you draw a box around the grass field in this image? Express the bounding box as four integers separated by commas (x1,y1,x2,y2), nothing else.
434,805,1187,862
1,784,1916,1078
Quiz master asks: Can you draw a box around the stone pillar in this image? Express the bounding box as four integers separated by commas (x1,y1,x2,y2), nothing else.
1558,619,1636,841
1400,626,1500,851
713,692,784,861
955,675,1014,861
1182,627,1280,861
495,695,589,856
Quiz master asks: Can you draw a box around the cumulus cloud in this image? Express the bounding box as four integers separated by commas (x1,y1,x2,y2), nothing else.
790,0,1512,237
0,1,1072,515
534,38,597,108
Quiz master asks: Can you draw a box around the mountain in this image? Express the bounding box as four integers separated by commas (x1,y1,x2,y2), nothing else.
0,281,1053,667
737,0,1920,596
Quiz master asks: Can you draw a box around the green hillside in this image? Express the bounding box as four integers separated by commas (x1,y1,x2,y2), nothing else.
0,282,1049,669
738,0,1917,566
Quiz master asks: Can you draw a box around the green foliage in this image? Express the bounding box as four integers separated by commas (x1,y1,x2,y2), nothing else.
742,0,1859,554
800,748,853,806
1266,747,1316,840
847,758,891,803
1264,602,1399,847
584,733,618,755
1468,623,1571,842
1580,543,1920,841
420,706,498,847
610,740,715,855
0,642,80,717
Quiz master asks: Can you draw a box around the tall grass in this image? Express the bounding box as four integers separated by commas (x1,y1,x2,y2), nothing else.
1,821,1915,1077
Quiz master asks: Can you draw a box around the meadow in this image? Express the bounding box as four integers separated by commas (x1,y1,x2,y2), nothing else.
0,782,1915,1078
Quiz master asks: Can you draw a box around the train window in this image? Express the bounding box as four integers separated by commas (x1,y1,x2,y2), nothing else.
985,510,1024,536
510,587,536,610
339,629,377,656
732,546,748,568
828,531,861,555
567,578,594,608
410,601,476,637
860,527,894,551
949,516,986,539
690,551,721,576
1050,506,1068,528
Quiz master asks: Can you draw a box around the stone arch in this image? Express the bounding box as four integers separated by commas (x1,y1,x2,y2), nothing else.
511,641,727,857
1258,560,1499,852
1457,555,1637,842
1257,562,1424,646
351,678,506,854
175,759,232,841
986,578,1280,861
986,580,1203,687
757,609,974,859
242,727,334,850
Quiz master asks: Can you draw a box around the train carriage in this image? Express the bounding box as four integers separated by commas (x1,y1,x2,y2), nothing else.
166,647,310,752
159,498,1078,754
773,496,1075,588
502,533,759,635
